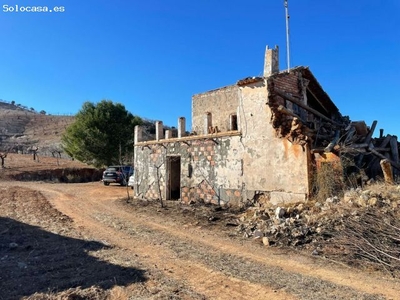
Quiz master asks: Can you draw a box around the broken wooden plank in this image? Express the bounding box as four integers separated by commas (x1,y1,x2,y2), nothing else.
351,144,390,152
273,88,344,127
364,120,377,145
277,105,304,122
365,134,392,169
343,126,357,145
378,134,393,148
356,120,378,167
373,147,391,152
368,144,400,170
350,143,369,149
390,136,399,164
324,131,340,153
339,148,367,153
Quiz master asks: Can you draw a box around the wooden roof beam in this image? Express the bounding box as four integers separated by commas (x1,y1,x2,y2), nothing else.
273,88,344,128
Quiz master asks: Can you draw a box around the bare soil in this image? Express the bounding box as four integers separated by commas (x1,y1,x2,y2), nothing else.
1,154,400,299
0,102,75,157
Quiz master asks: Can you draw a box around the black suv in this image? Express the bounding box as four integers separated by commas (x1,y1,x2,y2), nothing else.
102,165,134,186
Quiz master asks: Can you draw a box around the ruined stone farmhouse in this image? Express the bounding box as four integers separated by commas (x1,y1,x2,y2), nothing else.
133,46,399,206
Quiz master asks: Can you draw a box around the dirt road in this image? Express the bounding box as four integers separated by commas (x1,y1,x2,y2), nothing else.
1,181,399,299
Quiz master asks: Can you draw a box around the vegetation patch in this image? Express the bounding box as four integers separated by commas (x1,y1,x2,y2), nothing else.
11,168,103,183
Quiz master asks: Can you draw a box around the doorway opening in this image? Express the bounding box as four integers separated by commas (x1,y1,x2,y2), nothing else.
167,156,181,200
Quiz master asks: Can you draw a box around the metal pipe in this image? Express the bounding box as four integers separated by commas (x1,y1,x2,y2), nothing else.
284,0,290,71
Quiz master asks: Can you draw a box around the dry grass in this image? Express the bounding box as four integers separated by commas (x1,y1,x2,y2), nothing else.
313,161,345,202
321,183,400,276
24,286,109,300
0,153,102,182
310,182,400,276
335,210,400,275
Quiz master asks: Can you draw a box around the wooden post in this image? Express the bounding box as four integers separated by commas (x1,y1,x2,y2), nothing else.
0,152,7,168
380,159,394,185
31,146,39,161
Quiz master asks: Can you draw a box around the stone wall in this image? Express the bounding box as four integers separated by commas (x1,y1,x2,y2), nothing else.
236,79,310,204
134,134,245,206
192,85,239,134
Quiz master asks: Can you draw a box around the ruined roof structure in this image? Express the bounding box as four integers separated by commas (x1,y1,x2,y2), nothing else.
133,45,399,206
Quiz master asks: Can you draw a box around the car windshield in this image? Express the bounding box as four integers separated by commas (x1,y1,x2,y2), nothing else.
106,167,120,172
106,166,132,173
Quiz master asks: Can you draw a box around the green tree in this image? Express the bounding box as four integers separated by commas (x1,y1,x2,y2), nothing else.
62,100,142,167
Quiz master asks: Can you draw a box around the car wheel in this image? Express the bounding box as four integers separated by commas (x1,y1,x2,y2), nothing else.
104,182,110,186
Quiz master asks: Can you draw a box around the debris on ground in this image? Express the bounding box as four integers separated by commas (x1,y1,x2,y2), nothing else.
234,183,400,276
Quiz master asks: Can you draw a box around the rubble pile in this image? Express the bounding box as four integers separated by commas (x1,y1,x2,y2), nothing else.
236,184,400,274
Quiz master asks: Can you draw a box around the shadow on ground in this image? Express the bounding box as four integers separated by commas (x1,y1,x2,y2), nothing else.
0,217,146,300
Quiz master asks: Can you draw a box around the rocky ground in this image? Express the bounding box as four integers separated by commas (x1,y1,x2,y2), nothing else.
236,186,400,277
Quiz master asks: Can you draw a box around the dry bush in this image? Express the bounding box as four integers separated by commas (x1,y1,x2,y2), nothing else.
319,183,400,276
313,162,344,202
330,209,400,276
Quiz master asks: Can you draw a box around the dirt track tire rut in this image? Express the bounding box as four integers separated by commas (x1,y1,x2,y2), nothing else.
2,182,400,300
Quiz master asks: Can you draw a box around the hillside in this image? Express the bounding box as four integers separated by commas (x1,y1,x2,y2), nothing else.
0,101,75,158
0,100,159,159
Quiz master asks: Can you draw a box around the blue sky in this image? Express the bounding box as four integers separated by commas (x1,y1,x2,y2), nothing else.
1,0,399,137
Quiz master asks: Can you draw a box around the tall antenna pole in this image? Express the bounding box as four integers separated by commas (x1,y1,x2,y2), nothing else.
284,0,291,71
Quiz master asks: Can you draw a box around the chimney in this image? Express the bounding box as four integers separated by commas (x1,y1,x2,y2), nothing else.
134,125,142,144
263,45,279,77
178,117,186,138
165,130,171,139
155,121,164,141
